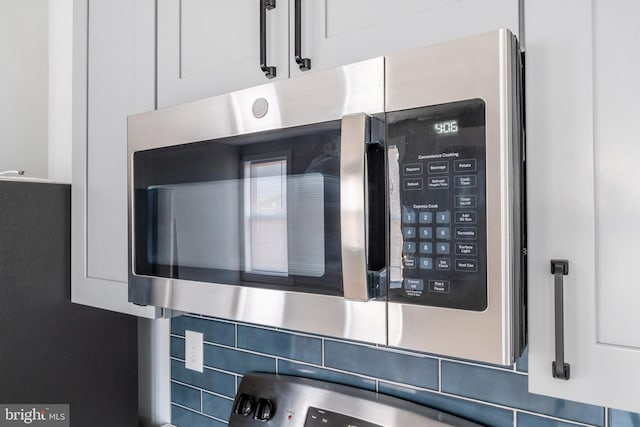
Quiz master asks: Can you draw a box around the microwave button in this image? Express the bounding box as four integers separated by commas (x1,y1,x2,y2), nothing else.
455,211,477,224
419,227,433,239
402,209,416,224
403,178,423,191
403,256,416,269
455,227,477,240
436,211,450,224
436,258,451,271
403,163,423,176
419,242,433,254
428,280,450,293
402,227,416,239
403,242,417,254
455,195,477,208
454,159,477,173
455,175,477,188
404,278,424,290
418,212,433,224
436,227,450,240
427,176,449,190
427,161,449,174
419,257,433,270
436,242,450,254
455,259,478,273
455,243,477,256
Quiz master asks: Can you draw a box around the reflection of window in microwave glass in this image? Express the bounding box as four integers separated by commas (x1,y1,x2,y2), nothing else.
242,157,327,279
244,158,289,276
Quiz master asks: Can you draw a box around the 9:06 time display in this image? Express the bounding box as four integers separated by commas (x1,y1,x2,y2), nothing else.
433,120,458,135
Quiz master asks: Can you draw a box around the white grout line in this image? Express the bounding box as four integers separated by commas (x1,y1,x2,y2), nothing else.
170,356,245,378
234,323,238,348
514,409,600,427
171,379,234,402
202,389,236,402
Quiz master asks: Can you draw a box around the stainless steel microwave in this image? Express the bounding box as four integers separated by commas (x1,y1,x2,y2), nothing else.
128,29,525,365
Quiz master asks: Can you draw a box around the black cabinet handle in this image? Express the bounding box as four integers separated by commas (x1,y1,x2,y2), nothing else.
294,0,311,71
551,259,571,380
260,0,276,79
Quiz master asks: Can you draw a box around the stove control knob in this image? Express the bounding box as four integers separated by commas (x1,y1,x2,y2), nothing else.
254,398,275,421
235,394,255,416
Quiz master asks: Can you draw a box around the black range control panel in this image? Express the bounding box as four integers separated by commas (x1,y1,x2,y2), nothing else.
388,99,487,311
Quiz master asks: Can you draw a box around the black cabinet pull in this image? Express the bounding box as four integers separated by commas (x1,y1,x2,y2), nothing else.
551,259,571,380
260,0,276,79
294,0,311,71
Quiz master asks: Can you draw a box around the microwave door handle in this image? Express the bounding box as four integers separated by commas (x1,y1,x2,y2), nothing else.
340,113,370,301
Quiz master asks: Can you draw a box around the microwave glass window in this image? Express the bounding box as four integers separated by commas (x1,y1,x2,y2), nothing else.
133,121,341,295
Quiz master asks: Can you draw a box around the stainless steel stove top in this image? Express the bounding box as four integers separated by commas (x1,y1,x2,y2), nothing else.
228,373,482,427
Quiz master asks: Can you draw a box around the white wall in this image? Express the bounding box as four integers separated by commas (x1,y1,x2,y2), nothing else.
48,0,72,183
0,0,49,179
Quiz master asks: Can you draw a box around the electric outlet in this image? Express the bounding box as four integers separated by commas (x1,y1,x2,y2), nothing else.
185,330,204,372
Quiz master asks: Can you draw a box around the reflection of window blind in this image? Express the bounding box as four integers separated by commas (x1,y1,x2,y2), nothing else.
245,159,289,275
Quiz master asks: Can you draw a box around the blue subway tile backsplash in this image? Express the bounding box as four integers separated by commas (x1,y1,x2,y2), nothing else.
202,392,234,421
170,315,637,427
203,343,276,375
441,361,605,426
171,358,236,398
610,409,640,427
171,382,201,411
172,316,235,346
516,412,581,427
278,359,377,391
324,340,439,390
237,325,322,364
172,405,227,427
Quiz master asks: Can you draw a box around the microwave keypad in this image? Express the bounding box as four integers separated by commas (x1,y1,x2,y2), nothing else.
388,99,487,311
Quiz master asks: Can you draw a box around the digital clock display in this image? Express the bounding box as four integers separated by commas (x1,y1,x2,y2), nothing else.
433,120,458,135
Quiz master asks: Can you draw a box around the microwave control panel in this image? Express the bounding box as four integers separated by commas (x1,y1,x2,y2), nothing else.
388,99,487,311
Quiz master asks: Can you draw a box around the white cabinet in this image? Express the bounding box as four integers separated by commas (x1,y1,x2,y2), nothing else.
71,0,160,317
157,0,290,108
290,0,520,76
527,0,640,413
158,0,520,107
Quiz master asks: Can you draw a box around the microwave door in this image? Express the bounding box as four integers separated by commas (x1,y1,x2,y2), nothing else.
129,119,387,342
128,57,386,342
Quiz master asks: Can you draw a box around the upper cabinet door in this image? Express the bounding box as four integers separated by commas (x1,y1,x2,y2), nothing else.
157,0,290,108
289,0,520,77
72,0,159,317
527,0,640,413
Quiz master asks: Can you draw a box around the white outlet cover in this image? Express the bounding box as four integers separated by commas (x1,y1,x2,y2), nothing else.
185,330,204,372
